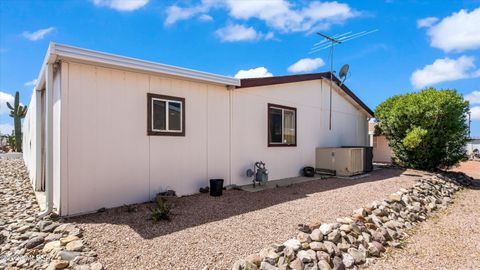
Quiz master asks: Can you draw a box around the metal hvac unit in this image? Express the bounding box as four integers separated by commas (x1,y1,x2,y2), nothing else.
315,147,364,176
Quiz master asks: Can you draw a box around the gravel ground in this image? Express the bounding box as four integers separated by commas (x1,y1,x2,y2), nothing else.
368,161,480,270
0,158,102,270
72,168,426,270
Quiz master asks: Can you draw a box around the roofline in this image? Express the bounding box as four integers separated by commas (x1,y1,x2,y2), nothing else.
35,42,240,90
237,73,375,117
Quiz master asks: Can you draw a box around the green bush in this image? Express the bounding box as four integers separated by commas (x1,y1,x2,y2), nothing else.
375,88,469,170
149,195,174,222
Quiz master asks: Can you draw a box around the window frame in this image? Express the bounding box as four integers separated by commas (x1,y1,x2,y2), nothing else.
267,103,297,147
147,93,185,136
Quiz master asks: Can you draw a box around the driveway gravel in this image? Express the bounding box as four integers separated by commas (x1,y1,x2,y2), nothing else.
72,167,425,270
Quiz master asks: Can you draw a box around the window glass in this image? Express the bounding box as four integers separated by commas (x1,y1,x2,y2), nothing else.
284,110,296,144
169,102,181,131
269,108,283,143
152,100,166,130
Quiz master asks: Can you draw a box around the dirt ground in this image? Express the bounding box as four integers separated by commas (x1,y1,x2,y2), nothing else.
72,167,426,270
368,161,480,270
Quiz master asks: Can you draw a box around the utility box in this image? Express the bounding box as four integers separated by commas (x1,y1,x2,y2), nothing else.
342,146,373,172
315,147,364,176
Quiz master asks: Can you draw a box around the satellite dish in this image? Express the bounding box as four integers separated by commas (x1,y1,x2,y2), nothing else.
339,64,349,86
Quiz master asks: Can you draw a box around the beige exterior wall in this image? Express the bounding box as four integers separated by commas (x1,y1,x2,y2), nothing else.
373,135,393,163
59,61,232,215
24,60,370,216
22,91,38,187
231,80,368,185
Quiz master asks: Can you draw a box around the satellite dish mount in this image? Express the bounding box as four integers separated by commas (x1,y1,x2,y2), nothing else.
339,64,349,87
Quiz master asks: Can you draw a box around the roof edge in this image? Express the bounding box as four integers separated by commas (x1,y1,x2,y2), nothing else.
236,73,374,117
35,42,240,90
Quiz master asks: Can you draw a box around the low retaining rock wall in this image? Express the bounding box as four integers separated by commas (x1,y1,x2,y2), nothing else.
233,172,472,270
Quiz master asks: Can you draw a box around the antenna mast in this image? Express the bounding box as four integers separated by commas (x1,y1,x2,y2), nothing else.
310,29,378,131
317,32,342,131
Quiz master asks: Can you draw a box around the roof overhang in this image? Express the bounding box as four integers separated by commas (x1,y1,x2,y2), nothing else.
236,73,374,117
35,43,240,91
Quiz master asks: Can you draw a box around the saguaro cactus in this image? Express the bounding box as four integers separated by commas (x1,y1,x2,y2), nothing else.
6,91,27,152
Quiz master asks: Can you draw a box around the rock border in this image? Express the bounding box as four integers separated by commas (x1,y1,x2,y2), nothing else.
233,172,472,270
0,159,103,270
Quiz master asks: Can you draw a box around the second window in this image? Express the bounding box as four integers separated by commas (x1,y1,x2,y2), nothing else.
268,103,296,146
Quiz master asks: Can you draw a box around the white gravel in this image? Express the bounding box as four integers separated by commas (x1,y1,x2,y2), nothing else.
72,168,423,270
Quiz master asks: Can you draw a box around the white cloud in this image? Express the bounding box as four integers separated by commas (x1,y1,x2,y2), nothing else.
215,24,261,42
470,106,480,120
264,32,275,40
417,17,438,28
0,123,14,135
234,67,273,79
424,8,480,52
165,1,212,26
164,1,358,33
0,91,14,115
410,56,478,89
198,14,213,22
24,79,37,87
22,27,55,41
465,91,480,105
288,58,325,73
92,0,149,11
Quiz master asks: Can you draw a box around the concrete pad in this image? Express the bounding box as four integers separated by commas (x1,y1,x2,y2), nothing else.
240,175,327,192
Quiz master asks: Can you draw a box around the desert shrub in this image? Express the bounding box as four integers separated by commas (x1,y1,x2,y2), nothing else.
149,194,174,221
375,88,469,170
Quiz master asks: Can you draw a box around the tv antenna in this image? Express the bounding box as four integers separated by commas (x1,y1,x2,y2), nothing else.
310,29,378,130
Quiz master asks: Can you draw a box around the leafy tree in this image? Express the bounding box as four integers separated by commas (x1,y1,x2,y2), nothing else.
375,88,469,170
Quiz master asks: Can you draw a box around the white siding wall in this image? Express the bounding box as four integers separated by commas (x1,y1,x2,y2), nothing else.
24,61,370,216
62,61,230,215
23,91,37,187
231,80,368,186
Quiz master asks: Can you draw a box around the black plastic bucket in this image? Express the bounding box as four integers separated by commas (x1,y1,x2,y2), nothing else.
209,179,224,197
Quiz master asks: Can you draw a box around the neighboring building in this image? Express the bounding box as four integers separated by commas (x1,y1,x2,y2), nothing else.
368,123,393,163
23,43,374,216
466,137,480,156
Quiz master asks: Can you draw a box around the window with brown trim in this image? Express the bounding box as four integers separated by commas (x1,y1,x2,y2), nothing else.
268,103,296,146
147,93,185,136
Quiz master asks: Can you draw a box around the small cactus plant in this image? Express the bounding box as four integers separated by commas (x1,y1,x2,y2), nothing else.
6,91,27,152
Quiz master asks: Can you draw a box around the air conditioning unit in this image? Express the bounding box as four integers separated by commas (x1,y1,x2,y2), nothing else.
315,147,364,176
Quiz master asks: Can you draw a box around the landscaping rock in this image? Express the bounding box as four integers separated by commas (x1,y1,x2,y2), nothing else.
43,240,61,253
310,241,326,251
60,235,80,246
347,248,365,264
66,240,84,251
318,260,332,270
25,236,44,249
319,224,334,235
233,259,258,270
332,256,345,270
284,239,301,251
289,258,304,270
234,172,471,270
341,252,355,268
310,229,323,241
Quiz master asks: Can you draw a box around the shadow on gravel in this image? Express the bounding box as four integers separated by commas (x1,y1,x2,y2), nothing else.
69,168,406,240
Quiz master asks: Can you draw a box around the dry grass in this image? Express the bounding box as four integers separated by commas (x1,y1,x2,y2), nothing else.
71,168,425,270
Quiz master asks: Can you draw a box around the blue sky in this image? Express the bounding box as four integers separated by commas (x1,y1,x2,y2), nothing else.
1,0,480,136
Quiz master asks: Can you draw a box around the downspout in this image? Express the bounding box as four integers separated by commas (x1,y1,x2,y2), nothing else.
34,89,42,191
38,62,54,217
